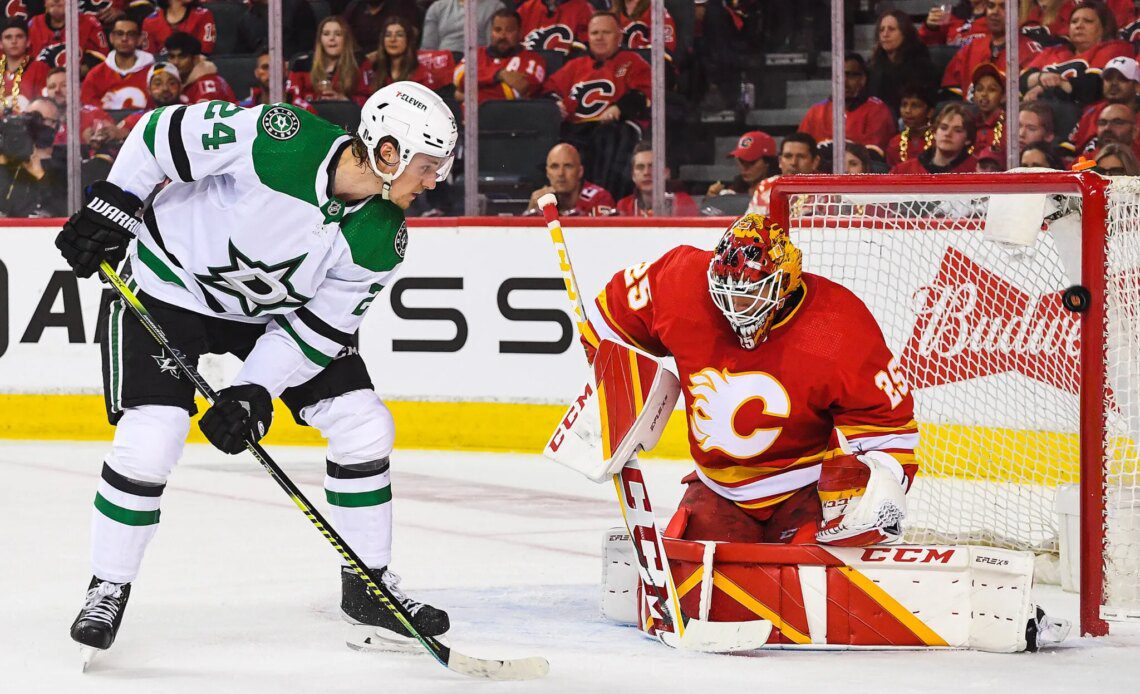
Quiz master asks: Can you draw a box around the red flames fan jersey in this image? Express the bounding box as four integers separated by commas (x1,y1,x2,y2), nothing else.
518,0,592,54
798,97,896,154
570,181,615,215
29,12,108,59
184,74,237,104
1023,39,1132,90
587,246,918,512
940,35,1041,98
362,50,457,93
617,7,676,52
142,6,217,55
453,47,546,104
543,50,651,123
81,51,156,109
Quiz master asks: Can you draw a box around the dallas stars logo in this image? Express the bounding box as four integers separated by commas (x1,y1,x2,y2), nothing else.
195,241,310,317
152,352,180,379
262,106,300,140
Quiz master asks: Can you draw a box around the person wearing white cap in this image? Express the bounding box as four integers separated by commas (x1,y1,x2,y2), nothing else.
1062,55,1140,157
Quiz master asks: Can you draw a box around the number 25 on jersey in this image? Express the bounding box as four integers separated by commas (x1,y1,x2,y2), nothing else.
624,262,651,310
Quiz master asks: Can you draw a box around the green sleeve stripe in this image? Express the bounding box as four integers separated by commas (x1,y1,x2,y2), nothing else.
274,316,333,367
142,106,168,157
326,486,392,508
137,242,187,288
94,492,161,526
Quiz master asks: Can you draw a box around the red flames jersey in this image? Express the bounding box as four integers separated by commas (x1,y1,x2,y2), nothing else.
571,181,615,215
543,50,651,123
29,13,108,59
588,246,918,513
361,51,456,94
81,54,154,109
616,7,676,52
183,74,237,104
453,47,547,104
142,6,217,55
940,35,1041,98
518,0,592,54
798,97,896,155
1023,39,1132,85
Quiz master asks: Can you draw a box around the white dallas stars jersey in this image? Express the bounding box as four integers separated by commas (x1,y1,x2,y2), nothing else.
108,101,407,397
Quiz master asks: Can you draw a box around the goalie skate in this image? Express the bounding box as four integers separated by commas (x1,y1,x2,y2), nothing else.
341,567,450,653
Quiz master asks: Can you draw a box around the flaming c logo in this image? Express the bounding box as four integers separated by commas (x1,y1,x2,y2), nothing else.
688,368,790,459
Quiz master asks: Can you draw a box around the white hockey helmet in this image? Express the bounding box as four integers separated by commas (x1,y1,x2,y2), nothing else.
357,81,458,189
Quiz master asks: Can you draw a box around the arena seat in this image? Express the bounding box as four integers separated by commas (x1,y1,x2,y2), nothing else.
213,54,258,102
478,99,562,187
313,100,362,132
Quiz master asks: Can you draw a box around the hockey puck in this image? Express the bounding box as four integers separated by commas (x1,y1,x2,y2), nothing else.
1062,285,1091,313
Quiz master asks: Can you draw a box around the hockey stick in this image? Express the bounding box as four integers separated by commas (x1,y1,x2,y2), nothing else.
98,261,549,681
537,196,770,652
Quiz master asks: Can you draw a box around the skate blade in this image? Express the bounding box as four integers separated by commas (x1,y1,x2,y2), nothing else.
344,623,448,654
79,646,100,672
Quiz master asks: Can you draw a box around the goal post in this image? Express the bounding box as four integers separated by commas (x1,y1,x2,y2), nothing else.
769,171,1137,637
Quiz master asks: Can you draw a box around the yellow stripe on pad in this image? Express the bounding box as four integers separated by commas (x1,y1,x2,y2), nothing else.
838,566,949,647
711,570,810,644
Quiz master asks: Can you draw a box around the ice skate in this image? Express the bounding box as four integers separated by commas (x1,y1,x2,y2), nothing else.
341,566,449,652
70,577,132,671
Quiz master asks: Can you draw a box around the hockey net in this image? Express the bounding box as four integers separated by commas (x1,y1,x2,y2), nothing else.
769,172,1139,636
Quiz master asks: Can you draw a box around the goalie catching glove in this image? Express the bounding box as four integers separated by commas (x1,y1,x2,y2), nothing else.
815,451,910,546
55,181,143,278
199,384,273,454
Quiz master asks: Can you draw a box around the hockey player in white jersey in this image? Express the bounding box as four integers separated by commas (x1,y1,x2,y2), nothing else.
55,82,457,658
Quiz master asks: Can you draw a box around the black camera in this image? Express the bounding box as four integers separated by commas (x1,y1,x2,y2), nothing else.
0,112,35,161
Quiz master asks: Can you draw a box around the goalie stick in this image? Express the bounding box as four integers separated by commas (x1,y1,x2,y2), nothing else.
537,195,770,652
97,261,550,681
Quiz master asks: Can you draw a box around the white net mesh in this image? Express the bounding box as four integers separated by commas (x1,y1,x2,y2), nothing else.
783,179,1139,621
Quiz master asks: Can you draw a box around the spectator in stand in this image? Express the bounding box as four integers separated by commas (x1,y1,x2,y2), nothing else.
866,10,938,117
518,0,593,54
235,0,317,59
239,49,316,113
616,141,698,216
82,15,154,110
1018,100,1057,151
362,17,456,92
343,0,422,54
289,16,368,104
164,32,237,104
971,63,1007,165
891,102,979,173
778,132,821,175
974,146,1003,172
843,142,872,174
44,67,122,154
1025,0,1134,40
1022,1,1131,105
941,0,1042,99
886,83,935,170
422,0,504,52
919,0,987,46
0,18,48,114
1061,55,1139,158
1020,141,1062,168
0,96,66,217
118,63,184,132
799,53,896,158
29,0,108,63
612,0,676,52
142,0,215,56
706,130,777,203
524,142,615,216
453,9,546,104
1095,141,1140,174
1086,102,1140,158
543,11,650,196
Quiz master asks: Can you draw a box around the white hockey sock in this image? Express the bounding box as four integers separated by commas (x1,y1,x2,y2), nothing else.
325,459,393,569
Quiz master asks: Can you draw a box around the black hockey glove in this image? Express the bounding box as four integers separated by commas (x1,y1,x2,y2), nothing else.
55,180,143,278
199,384,273,455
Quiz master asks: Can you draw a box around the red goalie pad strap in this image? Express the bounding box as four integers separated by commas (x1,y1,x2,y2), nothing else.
593,339,666,460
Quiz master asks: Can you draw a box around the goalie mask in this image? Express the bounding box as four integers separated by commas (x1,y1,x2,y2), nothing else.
357,81,458,197
707,213,802,349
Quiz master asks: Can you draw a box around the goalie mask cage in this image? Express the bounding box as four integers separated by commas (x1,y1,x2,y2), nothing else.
769,172,1139,637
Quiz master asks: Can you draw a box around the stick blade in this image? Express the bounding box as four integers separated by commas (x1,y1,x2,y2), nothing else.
447,653,550,680
659,618,772,653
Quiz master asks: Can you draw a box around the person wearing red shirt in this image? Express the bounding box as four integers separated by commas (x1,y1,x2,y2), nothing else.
43,67,119,152
525,142,615,216
971,63,1007,167
891,102,979,174
238,49,316,114
1068,101,1140,161
142,0,216,56
0,18,48,114
941,0,1041,98
616,141,698,217
1027,0,1134,39
118,63,186,133
918,0,987,46
1022,2,1131,106
798,53,895,157
81,16,154,109
164,31,236,104
706,130,778,202
289,16,369,104
612,0,676,53
885,84,934,170
360,17,454,94
518,0,593,54
29,0,108,62
1062,55,1139,156
454,9,547,105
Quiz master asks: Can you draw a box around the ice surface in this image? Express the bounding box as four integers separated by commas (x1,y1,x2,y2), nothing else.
3,441,1139,693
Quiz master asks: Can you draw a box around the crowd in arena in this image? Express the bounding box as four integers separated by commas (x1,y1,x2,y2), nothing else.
5,0,1140,217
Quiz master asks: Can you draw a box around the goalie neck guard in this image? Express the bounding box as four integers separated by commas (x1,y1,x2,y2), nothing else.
707,213,803,349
